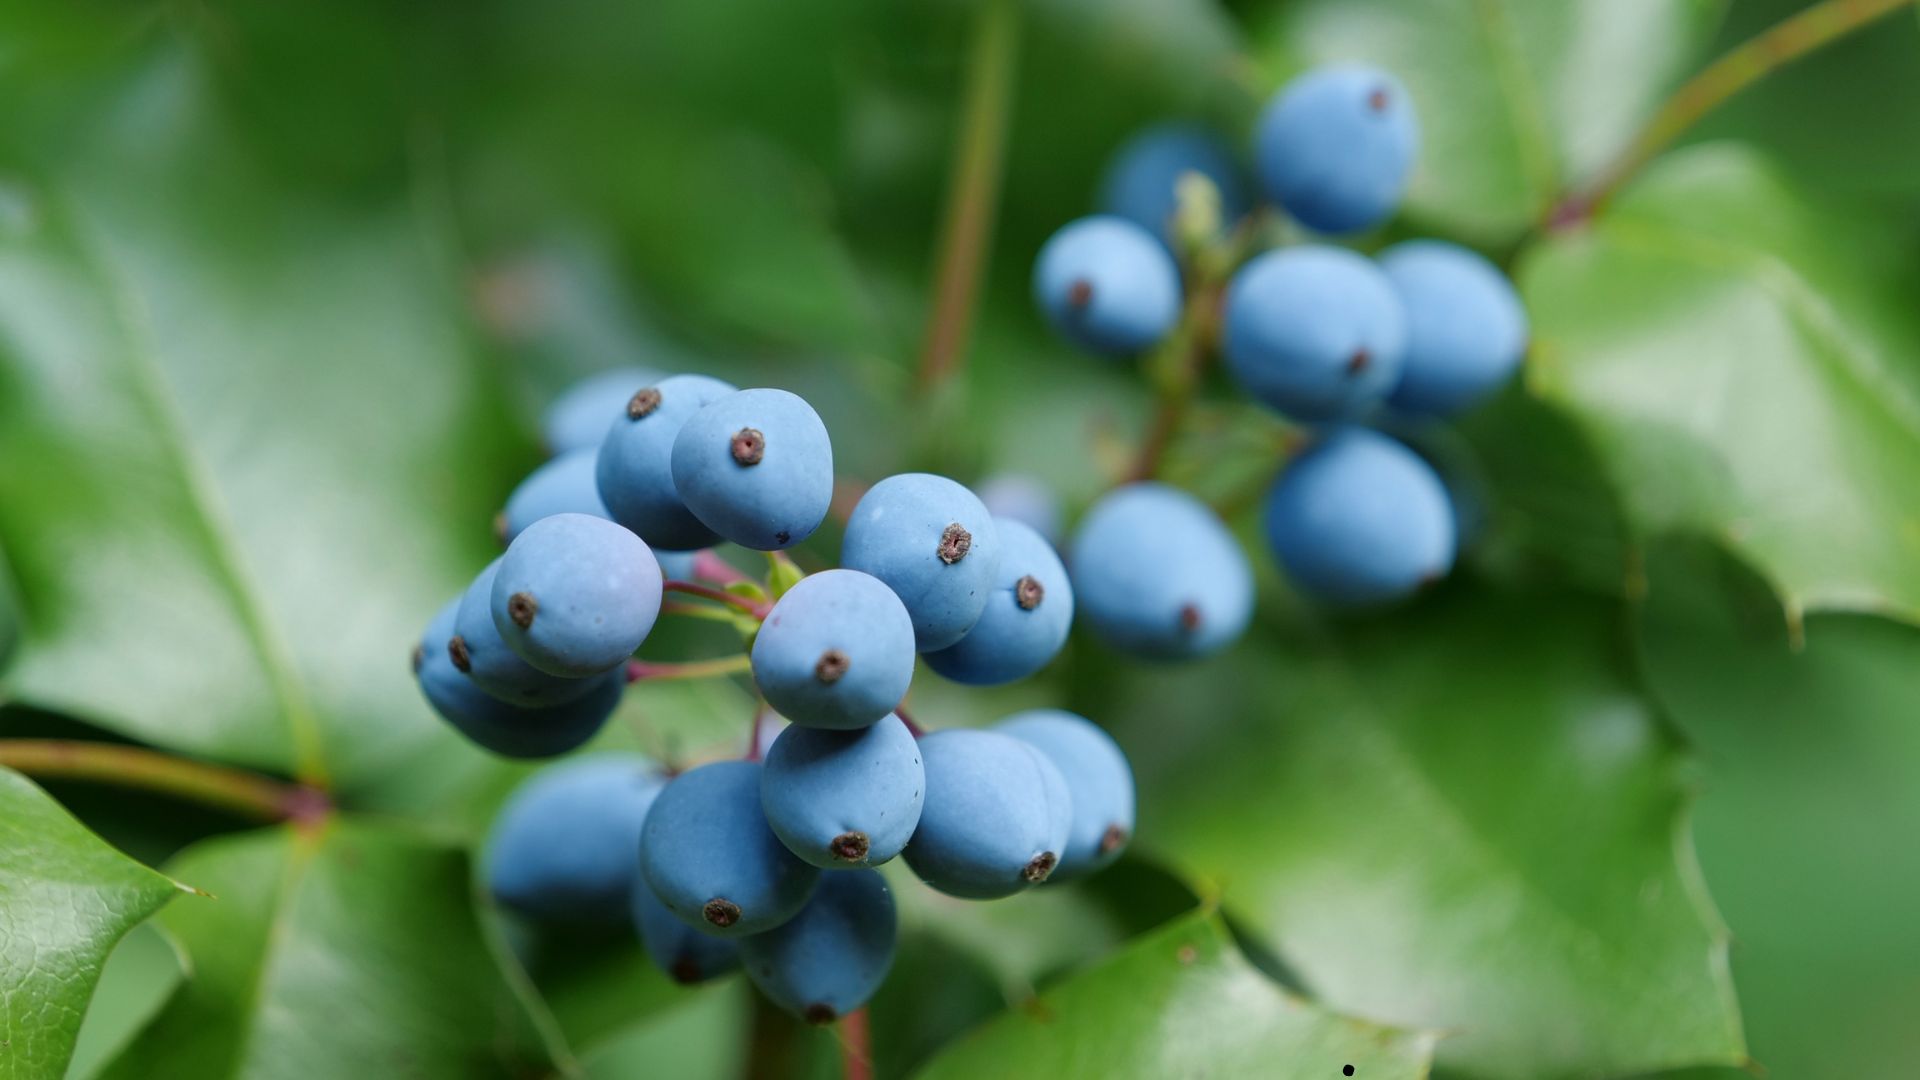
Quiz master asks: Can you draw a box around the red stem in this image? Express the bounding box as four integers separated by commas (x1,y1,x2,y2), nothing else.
664,580,769,619
894,708,926,738
840,1008,873,1080
692,549,749,586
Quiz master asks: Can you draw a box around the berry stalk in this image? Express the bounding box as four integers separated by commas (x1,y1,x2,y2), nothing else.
663,579,772,619
627,655,754,682
0,739,328,823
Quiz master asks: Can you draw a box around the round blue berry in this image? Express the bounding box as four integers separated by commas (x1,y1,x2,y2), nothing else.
903,729,1072,900
840,474,1002,652
1254,64,1418,234
1264,427,1456,606
491,513,663,678
640,760,820,937
740,869,896,1025
498,447,609,546
596,373,738,551
760,714,924,869
997,710,1134,881
669,388,833,551
542,366,657,455
1032,216,1181,357
1223,245,1406,422
976,472,1060,544
1098,123,1251,243
415,597,618,757
1379,240,1528,416
750,570,915,730
451,559,603,707
922,519,1072,686
1069,483,1252,660
485,754,663,922
633,877,740,985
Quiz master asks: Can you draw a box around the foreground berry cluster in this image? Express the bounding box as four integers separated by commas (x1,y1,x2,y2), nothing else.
1038,63,1528,609
412,371,1135,1023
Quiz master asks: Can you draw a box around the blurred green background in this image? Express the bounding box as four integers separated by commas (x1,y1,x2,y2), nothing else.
1,1,1917,1077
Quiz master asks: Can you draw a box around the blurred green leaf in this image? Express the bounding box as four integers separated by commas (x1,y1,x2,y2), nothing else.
913,910,1436,1080
1634,538,1920,1078
1089,586,1744,1078
1245,0,1723,242
0,767,186,1079
99,818,567,1079
67,923,187,1080
1523,144,1920,624
577,981,752,1080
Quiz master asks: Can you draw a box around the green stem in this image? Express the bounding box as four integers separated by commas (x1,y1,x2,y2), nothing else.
913,0,1020,396
627,655,754,682
1127,279,1224,483
661,600,747,624
663,580,769,619
1553,0,1916,226
0,739,326,823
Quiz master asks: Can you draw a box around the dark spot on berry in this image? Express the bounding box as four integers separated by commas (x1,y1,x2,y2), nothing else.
1015,574,1045,610
815,649,850,684
1022,851,1058,884
775,530,790,545
410,643,425,674
1367,86,1390,112
702,898,741,928
829,831,870,862
447,635,472,673
731,427,765,466
492,511,509,546
669,957,702,985
1099,823,1129,854
1178,603,1203,633
627,387,662,419
1346,348,1370,375
938,523,972,564
507,591,538,629
1066,279,1094,309
803,1003,837,1026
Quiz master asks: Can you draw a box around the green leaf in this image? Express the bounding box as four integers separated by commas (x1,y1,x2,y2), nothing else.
1246,0,1722,242
0,767,186,1079
1634,538,1920,1078
0,40,523,782
1522,144,1920,624
912,911,1436,1080
67,923,187,1080
1090,586,1744,1078
97,818,566,1079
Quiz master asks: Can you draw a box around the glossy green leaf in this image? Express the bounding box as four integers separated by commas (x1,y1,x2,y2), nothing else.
66,923,187,1080
1247,0,1721,241
1523,144,1920,624
1089,586,1744,1078
0,767,186,1079
0,41,523,782
1635,539,1920,1078
97,818,565,1079
914,911,1435,1080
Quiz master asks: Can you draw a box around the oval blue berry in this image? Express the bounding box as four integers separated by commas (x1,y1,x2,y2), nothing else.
760,714,924,869
740,868,896,1025
1379,240,1527,416
1032,216,1181,357
840,473,1002,651
670,388,833,551
1098,123,1251,243
542,366,657,455
1223,245,1406,422
903,729,1072,900
1069,483,1252,660
640,760,820,937
485,754,663,922
1254,64,1418,234
633,876,741,985
499,447,609,546
596,373,738,551
415,597,618,757
751,569,915,730
491,513,663,678
451,559,602,707
922,519,1072,686
997,710,1134,881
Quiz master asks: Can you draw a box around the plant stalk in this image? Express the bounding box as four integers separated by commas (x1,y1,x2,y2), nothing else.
0,739,326,823
626,655,754,683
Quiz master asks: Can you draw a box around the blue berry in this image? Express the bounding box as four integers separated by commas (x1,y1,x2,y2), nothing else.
903,729,1072,899
451,559,603,707
640,760,820,936
1032,216,1181,357
633,878,740,985
415,597,618,757
1254,64,1418,234
1098,123,1250,243
997,710,1134,881
1264,427,1456,605
485,754,662,922
1223,245,1406,422
922,519,1072,686
840,474,1002,651
976,472,1060,544
759,714,924,869
740,869,896,1025
670,388,833,551
1379,240,1528,416
498,447,608,546
1069,483,1252,660
596,373,738,551
491,513,663,678
654,548,699,582
750,570,915,730
542,366,657,455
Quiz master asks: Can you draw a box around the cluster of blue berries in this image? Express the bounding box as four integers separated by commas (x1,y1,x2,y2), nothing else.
1037,64,1528,608
412,369,1135,1023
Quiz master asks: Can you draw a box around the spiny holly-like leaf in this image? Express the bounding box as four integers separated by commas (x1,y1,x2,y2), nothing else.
97,818,567,1080
1246,0,1721,242
912,911,1437,1080
1523,144,1920,625
0,39,522,783
0,767,188,1079
1084,586,1745,1078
